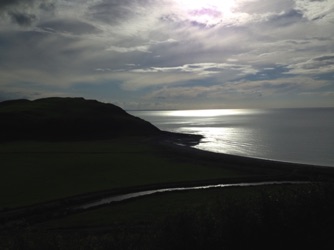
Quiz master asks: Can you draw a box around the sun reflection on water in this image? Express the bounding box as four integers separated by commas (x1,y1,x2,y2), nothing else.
128,108,334,167
165,109,257,117
181,126,261,157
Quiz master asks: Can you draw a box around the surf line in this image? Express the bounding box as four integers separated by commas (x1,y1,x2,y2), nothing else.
77,181,307,210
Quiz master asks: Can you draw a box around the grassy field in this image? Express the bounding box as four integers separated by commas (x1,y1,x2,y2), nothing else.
2,182,334,249
0,138,245,208
39,183,322,229
2,138,334,249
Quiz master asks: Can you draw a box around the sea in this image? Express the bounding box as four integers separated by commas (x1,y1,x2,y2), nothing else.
128,108,334,167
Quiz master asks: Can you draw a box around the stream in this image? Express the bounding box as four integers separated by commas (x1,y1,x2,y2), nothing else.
78,181,307,210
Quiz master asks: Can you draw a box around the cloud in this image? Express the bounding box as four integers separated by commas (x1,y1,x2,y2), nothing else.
8,11,37,26
130,62,258,76
295,0,334,21
267,9,303,26
0,0,56,27
37,19,101,35
145,76,329,102
0,0,34,8
106,45,151,53
300,91,334,97
88,0,145,25
288,53,334,75
0,0,333,108
110,71,207,91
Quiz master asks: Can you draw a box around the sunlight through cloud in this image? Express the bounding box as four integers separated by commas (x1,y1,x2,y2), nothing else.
175,0,237,26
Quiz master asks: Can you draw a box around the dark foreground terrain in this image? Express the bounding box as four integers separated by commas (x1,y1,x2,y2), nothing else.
1,97,334,249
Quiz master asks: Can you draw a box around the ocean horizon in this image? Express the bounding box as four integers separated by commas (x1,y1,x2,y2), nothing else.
129,108,334,167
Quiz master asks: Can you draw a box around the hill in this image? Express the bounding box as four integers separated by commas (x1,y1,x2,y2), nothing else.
0,97,161,141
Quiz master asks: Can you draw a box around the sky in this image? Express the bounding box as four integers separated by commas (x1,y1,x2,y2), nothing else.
0,0,334,110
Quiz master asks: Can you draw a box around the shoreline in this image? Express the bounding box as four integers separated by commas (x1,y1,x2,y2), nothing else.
155,132,334,181
1,133,334,230
194,144,334,168
3,133,334,212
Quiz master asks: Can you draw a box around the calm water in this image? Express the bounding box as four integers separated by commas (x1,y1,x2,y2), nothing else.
129,108,334,167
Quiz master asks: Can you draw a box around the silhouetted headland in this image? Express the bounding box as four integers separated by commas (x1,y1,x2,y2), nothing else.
0,97,202,143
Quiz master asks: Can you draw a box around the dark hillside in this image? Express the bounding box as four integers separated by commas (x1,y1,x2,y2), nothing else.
0,97,161,141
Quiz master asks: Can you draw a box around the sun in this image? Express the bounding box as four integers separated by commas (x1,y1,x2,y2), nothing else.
176,0,237,25
179,0,236,13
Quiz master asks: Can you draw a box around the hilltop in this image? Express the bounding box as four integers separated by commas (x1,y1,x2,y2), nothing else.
0,97,161,141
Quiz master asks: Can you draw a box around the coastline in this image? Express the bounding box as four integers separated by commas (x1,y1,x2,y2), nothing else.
130,108,334,168
156,132,334,181
1,132,334,230
194,144,334,168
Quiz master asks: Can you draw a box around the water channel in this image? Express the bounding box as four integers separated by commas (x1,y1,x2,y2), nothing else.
78,181,307,210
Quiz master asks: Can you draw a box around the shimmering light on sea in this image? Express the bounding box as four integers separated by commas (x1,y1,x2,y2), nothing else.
163,109,256,117
129,108,334,167
181,126,262,157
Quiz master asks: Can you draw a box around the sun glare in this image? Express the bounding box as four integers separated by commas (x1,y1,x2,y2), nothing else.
178,0,236,16
174,0,237,26
166,109,249,117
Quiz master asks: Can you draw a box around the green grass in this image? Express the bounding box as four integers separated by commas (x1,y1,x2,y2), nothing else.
0,138,242,208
